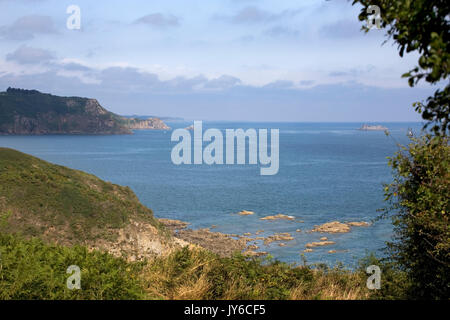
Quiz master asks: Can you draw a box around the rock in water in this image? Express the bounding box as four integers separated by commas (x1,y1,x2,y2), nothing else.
305,240,336,248
260,213,295,221
238,210,254,215
312,221,351,233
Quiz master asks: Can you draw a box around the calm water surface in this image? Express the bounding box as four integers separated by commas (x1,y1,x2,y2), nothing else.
0,122,421,267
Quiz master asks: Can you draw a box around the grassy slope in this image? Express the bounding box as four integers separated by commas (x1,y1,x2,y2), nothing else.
0,147,162,245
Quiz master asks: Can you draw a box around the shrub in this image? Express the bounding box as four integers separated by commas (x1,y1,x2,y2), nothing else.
0,233,144,300
382,135,449,299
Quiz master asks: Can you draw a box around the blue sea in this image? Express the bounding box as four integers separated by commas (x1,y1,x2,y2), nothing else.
0,122,422,267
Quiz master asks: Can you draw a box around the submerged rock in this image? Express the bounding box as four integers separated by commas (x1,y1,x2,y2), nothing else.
311,220,370,233
346,221,370,227
311,221,351,233
263,232,294,245
260,214,295,221
238,210,255,216
305,240,336,248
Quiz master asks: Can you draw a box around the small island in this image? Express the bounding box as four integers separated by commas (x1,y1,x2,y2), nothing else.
358,124,388,131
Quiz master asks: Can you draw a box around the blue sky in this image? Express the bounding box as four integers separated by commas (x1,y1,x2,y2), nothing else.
0,0,438,121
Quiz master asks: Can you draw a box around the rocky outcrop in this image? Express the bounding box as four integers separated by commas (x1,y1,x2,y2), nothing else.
260,214,295,221
263,232,294,245
238,210,254,216
305,240,336,248
311,220,370,233
125,117,170,130
158,219,248,257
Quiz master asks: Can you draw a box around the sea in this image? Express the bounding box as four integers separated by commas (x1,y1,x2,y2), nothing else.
0,122,423,268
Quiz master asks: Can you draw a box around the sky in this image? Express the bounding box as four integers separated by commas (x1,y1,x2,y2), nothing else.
0,0,439,121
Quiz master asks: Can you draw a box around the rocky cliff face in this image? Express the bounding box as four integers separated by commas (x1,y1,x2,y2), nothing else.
0,88,170,135
125,117,171,130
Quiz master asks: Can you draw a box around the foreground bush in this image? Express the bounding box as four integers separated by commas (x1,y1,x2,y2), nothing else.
0,233,144,299
383,135,449,299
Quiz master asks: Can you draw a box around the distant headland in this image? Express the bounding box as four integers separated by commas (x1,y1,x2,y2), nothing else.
0,87,170,135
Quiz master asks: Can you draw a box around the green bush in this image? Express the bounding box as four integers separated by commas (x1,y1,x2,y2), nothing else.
382,135,449,299
0,233,144,300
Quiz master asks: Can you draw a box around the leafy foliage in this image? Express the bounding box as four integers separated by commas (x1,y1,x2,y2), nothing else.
0,233,144,300
353,0,450,134
382,135,449,299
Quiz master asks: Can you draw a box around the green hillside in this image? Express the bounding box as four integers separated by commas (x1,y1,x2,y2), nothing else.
0,147,163,246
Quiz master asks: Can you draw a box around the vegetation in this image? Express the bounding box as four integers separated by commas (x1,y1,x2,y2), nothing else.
142,247,369,300
382,135,449,299
0,233,144,299
0,233,370,300
0,147,162,245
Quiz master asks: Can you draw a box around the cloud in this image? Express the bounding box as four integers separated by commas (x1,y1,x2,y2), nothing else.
319,19,362,39
58,62,92,72
231,6,273,24
134,13,180,28
263,80,295,89
0,69,432,122
219,6,301,24
204,75,241,89
329,65,376,77
6,45,55,64
0,15,57,41
265,26,299,38
299,80,314,86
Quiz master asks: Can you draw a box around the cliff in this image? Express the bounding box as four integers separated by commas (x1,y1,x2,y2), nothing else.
0,88,170,135
123,117,170,130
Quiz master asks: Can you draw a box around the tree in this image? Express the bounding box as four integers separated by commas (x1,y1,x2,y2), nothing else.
353,0,449,135
383,135,449,299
